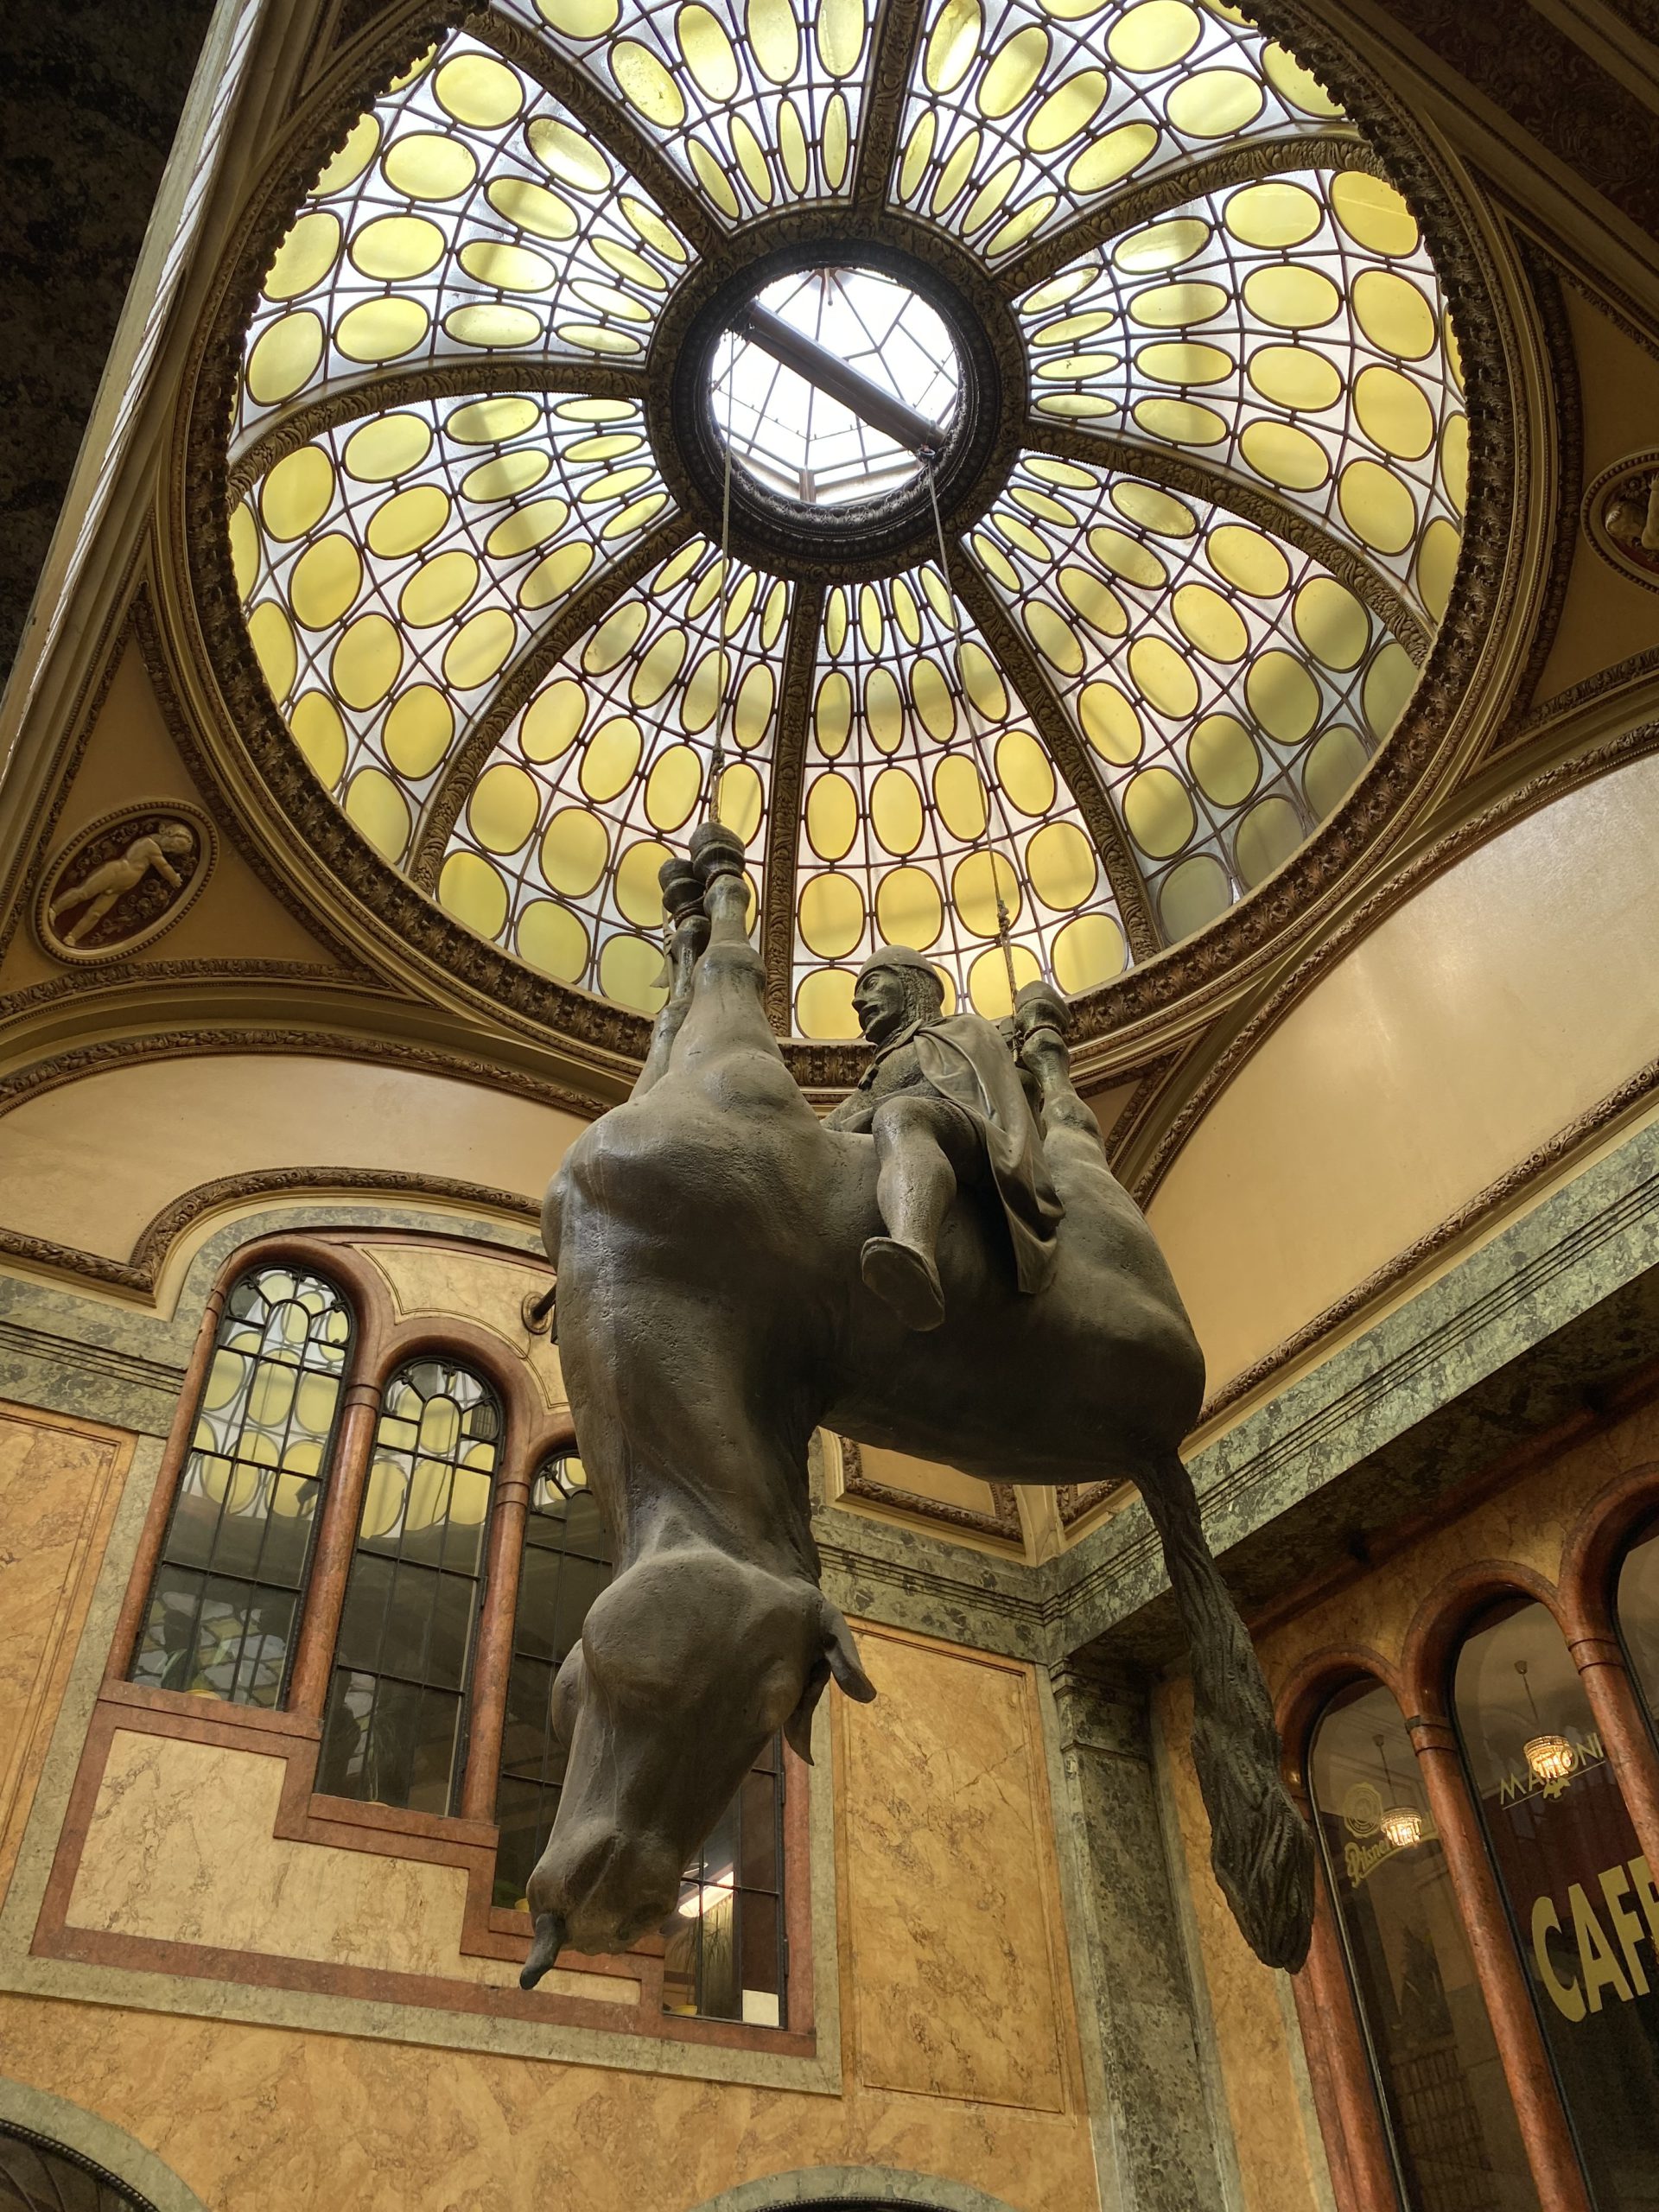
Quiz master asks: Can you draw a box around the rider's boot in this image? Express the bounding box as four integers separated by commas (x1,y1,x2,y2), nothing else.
860,1235,944,1332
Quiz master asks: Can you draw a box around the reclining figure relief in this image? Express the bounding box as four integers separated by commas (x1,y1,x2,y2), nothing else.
521,818,1313,1991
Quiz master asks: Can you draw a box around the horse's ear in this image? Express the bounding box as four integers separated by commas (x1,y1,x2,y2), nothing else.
783,1611,878,1764
824,1609,877,1703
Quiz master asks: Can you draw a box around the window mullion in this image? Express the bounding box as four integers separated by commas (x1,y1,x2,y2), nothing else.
1569,1628,1659,1874
457,1458,532,1825
288,1375,382,1723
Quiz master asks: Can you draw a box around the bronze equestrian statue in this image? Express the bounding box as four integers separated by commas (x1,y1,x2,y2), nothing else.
521,819,1313,1989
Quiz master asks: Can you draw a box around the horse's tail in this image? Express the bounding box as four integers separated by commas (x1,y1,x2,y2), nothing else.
1141,1449,1314,1972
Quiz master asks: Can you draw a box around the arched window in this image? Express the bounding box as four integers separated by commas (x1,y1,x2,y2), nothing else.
1452,1597,1659,2209
316,1357,500,1815
1613,1520,1659,1744
664,1730,786,2027
493,1452,613,1910
130,1262,352,1707
0,2122,159,2209
1307,1677,1536,2209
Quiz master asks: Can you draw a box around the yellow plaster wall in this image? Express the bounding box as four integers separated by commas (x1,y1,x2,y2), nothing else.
1147,748,1659,1392
847,1442,1010,1529
0,1055,587,1260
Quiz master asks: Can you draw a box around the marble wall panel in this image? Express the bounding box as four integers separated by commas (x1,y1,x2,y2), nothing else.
0,1404,130,1908
837,1628,1070,2114
358,1243,566,1415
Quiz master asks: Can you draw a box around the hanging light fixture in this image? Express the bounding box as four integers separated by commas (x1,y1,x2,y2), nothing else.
1516,1660,1577,1789
1375,1732,1424,1852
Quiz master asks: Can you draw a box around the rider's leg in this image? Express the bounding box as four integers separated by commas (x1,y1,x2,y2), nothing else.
861,1096,958,1331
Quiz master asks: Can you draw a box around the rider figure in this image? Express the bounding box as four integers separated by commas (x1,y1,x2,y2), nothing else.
824,944,1065,1332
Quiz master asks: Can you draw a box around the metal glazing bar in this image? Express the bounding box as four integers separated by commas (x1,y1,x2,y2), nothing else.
732,302,947,457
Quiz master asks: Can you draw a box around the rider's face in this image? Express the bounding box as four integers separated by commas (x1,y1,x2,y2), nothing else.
853,965,908,1044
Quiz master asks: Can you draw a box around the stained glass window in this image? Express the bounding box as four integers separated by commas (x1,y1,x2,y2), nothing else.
232,0,1468,1035
130,1265,352,1708
663,1732,787,2025
317,1357,501,1813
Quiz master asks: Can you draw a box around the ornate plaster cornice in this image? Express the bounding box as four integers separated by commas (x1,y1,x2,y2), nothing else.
849,0,926,213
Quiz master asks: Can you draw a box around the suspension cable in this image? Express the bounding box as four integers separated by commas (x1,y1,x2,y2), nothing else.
708,329,738,830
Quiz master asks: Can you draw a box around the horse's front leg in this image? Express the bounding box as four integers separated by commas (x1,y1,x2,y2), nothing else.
632,859,709,1101
663,820,796,1085
1136,1447,1313,1971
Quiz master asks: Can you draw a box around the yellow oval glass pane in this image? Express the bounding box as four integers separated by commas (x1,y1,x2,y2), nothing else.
443,609,516,690
952,849,1020,938
644,744,702,833
957,641,1007,721
1108,0,1200,70
584,602,649,675
384,685,454,778
1111,481,1196,537
934,754,988,841
264,211,340,301
541,806,609,894
446,303,543,350
611,40,687,124
968,940,1039,1018
1086,525,1165,589
1026,601,1085,674
521,540,594,610
718,762,764,844
677,646,722,733
350,213,444,280
1247,342,1342,413
1136,340,1233,386
261,446,334,540
731,112,774,204
527,118,612,194
996,729,1054,817
687,137,741,215
601,934,670,1014
925,0,982,92
311,114,379,197
523,681,587,765
441,848,511,939
289,534,362,630
1129,282,1228,328
778,97,810,191
517,899,589,982
382,130,477,201
734,663,775,750
434,53,524,127
1052,911,1126,993
1235,795,1302,887
979,25,1049,116
1027,67,1106,152
1188,713,1259,806
1240,419,1331,490
799,870,865,958
797,966,861,1039
1415,514,1460,620
289,691,346,787
1128,636,1199,718
905,656,952,743
1134,397,1226,446
365,485,448,560
1058,566,1127,638
1122,765,1194,857
1027,820,1096,911
538,0,620,31
1245,650,1319,743
1173,582,1248,662
230,503,260,599
399,549,478,627
1294,577,1369,669
748,0,801,81
331,613,401,709
1243,264,1340,330
1353,269,1436,359
1067,121,1158,193
862,766,919,857
1262,40,1342,116
343,412,431,481
804,672,849,761
335,297,429,364
858,584,884,657
889,577,920,647
460,450,550,507
1363,640,1416,738
487,498,571,561
1224,180,1321,250
1160,853,1230,940
468,762,539,855
579,715,644,801
1441,413,1469,514
899,111,936,200
247,311,323,404
677,3,740,98
1116,218,1209,275
347,767,413,863
1338,459,1418,553
875,865,944,950
932,130,980,215
630,627,688,709
485,177,578,241
805,771,859,860
1165,67,1262,138
962,158,1020,238
615,838,674,928
1078,680,1142,763
1331,170,1418,257
817,0,864,78
1353,364,1433,460
1303,724,1368,818
459,239,557,295
1206,523,1289,599
864,668,903,753
973,532,1020,592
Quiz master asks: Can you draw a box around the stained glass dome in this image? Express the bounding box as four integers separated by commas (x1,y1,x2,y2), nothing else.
226,0,1467,1041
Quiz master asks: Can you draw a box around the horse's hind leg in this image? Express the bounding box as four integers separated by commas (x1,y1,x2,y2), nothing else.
664,819,791,1077
632,860,709,1101
1137,1448,1313,1971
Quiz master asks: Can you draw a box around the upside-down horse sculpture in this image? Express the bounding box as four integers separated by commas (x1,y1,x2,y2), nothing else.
521,818,1313,1988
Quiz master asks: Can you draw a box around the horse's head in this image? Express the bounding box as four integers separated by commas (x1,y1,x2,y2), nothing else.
520,1545,874,1981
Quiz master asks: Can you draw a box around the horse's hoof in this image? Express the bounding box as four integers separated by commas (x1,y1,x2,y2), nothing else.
1015,978,1069,1038
861,1236,945,1332
690,819,745,882
520,1910,568,1990
659,856,704,922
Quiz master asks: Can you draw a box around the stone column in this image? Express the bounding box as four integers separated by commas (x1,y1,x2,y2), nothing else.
1046,1655,1233,2212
